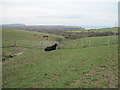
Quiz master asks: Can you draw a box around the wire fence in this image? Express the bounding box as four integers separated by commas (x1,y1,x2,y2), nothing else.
2,35,118,49
58,35,118,49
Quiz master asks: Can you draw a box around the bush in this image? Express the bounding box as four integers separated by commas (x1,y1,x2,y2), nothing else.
55,38,63,43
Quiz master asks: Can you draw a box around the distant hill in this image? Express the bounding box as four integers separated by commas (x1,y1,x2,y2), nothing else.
1,24,26,28
1,24,84,31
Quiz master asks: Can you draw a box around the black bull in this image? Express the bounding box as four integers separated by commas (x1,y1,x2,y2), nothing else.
44,44,57,51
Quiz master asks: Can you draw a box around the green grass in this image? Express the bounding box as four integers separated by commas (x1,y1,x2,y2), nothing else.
2,28,118,88
2,28,63,48
2,28,118,48
59,35,118,49
65,27,118,32
2,28,63,41
3,44,118,88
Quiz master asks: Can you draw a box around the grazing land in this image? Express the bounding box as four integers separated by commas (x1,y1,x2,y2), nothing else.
2,28,118,88
65,27,118,32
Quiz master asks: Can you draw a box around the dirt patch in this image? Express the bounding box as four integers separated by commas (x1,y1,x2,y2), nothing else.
10,46,28,53
2,47,28,61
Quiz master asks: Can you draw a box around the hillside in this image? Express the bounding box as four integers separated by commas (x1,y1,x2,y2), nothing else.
1,24,84,32
1,24,26,28
2,28,118,88
2,28,63,48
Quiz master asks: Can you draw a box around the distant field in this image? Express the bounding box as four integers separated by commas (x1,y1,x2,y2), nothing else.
65,27,118,32
2,28,118,88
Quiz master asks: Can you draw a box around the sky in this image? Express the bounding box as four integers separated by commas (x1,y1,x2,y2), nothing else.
1,0,119,28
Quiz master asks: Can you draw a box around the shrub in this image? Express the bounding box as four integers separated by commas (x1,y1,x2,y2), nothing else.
55,38,63,43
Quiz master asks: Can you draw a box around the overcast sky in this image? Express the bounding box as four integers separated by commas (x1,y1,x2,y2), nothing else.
1,0,119,27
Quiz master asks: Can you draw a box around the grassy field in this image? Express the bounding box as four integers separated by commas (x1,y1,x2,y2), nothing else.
2,28,63,48
65,27,118,32
2,28,118,88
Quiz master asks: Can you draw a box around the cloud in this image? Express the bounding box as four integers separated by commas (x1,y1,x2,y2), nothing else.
1,0,118,26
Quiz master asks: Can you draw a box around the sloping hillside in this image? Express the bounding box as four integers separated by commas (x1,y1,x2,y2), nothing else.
2,28,63,48
2,28,118,88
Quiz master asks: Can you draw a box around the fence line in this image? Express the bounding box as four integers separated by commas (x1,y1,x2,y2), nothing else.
3,35,118,49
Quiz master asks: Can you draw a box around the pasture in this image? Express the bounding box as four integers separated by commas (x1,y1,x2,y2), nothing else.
2,28,118,88
65,27,118,32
